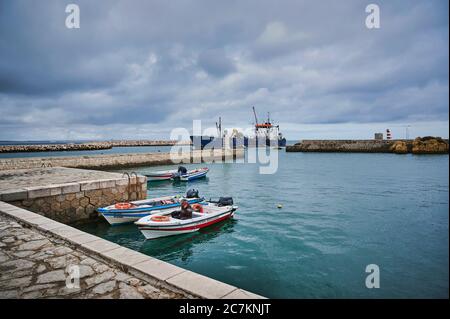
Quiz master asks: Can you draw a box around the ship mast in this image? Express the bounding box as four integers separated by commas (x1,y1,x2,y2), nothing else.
215,117,222,137
252,106,259,135
215,117,223,148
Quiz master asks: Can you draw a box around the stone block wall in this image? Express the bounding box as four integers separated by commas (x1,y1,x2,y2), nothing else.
6,176,147,223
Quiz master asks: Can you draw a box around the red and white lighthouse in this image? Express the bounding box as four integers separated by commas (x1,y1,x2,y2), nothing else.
386,129,392,140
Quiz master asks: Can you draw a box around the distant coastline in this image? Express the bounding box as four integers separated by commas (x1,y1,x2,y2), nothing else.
0,140,185,153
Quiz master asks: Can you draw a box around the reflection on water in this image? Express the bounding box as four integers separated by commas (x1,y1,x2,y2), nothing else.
141,219,237,263
170,177,210,187
78,215,236,265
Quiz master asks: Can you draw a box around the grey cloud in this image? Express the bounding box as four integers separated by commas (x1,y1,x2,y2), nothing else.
0,0,448,140
197,49,236,77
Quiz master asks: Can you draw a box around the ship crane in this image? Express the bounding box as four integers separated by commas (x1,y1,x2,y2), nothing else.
252,107,273,130
252,106,259,126
215,117,222,137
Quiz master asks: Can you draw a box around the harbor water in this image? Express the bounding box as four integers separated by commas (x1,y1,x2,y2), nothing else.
76,151,449,298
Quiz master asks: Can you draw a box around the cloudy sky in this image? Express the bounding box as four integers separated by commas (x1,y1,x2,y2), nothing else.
0,0,448,141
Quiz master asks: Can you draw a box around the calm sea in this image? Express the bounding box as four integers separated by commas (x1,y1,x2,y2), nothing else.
75,151,449,298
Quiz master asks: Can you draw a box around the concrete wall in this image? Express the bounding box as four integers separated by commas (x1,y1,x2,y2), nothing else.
0,149,245,171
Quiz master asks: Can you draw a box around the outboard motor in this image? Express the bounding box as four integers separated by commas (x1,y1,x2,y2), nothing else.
218,197,233,207
178,166,187,174
186,189,199,198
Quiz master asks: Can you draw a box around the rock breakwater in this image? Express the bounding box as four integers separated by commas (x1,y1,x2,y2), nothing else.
286,137,448,154
0,140,189,153
0,143,112,153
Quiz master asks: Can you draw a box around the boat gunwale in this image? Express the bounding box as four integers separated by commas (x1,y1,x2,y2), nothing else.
98,197,204,214
136,207,235,229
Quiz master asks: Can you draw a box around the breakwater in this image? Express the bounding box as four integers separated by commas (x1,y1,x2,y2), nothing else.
0,140,188,153
0,142,112,153
109,140,189,147
286,137,449,154
0,148,244,171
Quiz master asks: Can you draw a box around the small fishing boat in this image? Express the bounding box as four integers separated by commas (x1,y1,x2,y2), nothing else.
135,202,237,239
98,192,204,225
145,169,177,181
146,167,209,182
178,167,209,182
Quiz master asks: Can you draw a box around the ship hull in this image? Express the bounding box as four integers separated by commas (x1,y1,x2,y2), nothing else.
244,137,286,147
190,136,286,148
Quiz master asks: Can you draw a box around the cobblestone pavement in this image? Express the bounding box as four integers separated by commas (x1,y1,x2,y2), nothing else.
0,215,185,299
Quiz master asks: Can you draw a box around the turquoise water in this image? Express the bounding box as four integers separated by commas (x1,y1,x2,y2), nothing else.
77,152,449,298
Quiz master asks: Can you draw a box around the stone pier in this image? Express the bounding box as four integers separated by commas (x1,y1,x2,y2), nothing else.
0,167,147,223
0,148,245,171
0,213,184,299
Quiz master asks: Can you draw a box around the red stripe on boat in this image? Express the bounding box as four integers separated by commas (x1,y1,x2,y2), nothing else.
139,212,233,231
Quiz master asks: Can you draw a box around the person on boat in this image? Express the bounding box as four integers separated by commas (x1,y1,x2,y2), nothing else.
171,200,192,220
178,166,187,174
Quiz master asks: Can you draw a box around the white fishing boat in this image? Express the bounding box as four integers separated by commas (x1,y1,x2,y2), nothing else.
135,202,237,239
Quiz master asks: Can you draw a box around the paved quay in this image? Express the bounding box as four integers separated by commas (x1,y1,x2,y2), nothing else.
0,167,139,193
0,214,184,299
0,167,147,223
0,202,264,299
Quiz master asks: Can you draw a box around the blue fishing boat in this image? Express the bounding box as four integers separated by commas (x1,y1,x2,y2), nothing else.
98,190,204,225
179,167,209,181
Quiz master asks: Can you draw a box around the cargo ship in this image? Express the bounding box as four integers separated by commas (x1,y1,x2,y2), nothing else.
244,106,286,147
190,107,286,149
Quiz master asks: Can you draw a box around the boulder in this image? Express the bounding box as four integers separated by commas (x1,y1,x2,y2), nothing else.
412,137,449,154
390,141,408,154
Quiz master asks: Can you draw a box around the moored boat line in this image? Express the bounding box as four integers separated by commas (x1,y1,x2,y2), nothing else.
97,194,204,225
96,181,238,240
